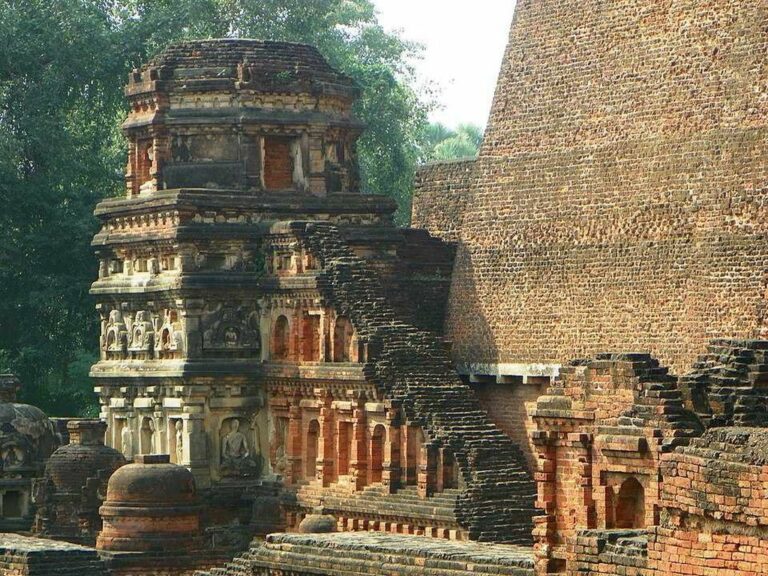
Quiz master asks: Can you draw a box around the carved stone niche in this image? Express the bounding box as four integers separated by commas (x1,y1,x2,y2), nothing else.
103,310,129,358
219,417,263,479
128,311,155,357
157,309,184,360
202,304,261,357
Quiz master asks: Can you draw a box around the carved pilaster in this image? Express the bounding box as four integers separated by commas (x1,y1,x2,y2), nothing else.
382,402,402,493
286,395,303,484
316,391,335,487
350,394,368,491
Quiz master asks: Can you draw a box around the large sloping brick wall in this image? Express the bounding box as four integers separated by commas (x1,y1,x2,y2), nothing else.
414,0,768,375
412,160,474,243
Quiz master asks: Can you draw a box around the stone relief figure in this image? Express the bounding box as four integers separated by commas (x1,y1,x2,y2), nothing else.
121,423,134,460
149,419,156,453
175,420,184,464
324,141,343,193
2,445,22,468
272,417,288,478
220,418,260,478
290,139,306,189
157,310,183,359
202,304,261,354
129,311,155,354
140,417,156,455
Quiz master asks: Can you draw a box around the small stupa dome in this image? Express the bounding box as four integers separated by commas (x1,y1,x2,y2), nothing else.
97,454,202,553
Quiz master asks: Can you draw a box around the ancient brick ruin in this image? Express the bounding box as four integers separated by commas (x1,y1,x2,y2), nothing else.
2,2,768,575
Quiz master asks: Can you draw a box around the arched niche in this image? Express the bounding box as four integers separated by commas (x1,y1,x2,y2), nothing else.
614,477,645,529
306,419,320,479
272,315,290,360
370,425,386,484
333,317,354,362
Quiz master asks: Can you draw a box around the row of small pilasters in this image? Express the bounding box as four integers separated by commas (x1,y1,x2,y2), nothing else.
272,386,458,497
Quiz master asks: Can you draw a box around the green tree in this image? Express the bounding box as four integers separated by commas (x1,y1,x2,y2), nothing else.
422,122,483,162
0,0,429,416
0,0,128,415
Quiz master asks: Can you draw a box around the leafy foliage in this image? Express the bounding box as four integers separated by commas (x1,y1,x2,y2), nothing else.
422,122,483,162
0,0,429,416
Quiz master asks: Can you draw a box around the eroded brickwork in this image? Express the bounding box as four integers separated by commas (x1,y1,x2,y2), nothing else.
529,341,768,576
652,428,768,576
296,222,537,543
414,1,768,376
529,353,701,575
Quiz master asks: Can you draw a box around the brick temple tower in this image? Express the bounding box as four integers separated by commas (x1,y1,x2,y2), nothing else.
90,40,392,488
91,39,534,545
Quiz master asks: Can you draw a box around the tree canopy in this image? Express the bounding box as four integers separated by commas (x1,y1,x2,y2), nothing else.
422,123,483,162
0,0,430,416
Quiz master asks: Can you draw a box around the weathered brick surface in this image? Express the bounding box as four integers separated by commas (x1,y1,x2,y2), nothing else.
412,160,474,243
413,0,768,375
530,353,702,574
681,339,768,427
651,427,768,576
197,532,534,576
568,530,648,576
0,534,107,576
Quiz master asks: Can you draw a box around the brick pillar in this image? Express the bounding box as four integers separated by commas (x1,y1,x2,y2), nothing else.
316,391,335,487
319,309,328,361
382,403,402,494
567,432,595,529
308,128,326,196
126,139,136,196
290,307,300,361
152,127,171,190
531,430,558,575
286,395,303,484
180,299,204,359
402,426,419,486
350,394,368,491
417,443,437,499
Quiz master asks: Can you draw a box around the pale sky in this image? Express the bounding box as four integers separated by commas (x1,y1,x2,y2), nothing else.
373,1,517,129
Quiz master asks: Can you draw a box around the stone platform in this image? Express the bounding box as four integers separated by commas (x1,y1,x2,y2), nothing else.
0,534,107,576
199,532,535,576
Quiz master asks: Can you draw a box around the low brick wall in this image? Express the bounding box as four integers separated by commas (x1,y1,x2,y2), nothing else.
568,530,648,576
199,532,535,576
470,380,547,474
650,428,768,576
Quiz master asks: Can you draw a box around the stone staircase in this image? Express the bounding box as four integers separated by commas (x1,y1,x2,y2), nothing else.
598,353,704,451
295,222,537,543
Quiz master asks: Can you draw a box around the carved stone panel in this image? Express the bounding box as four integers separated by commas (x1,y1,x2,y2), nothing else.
202,304,261,356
